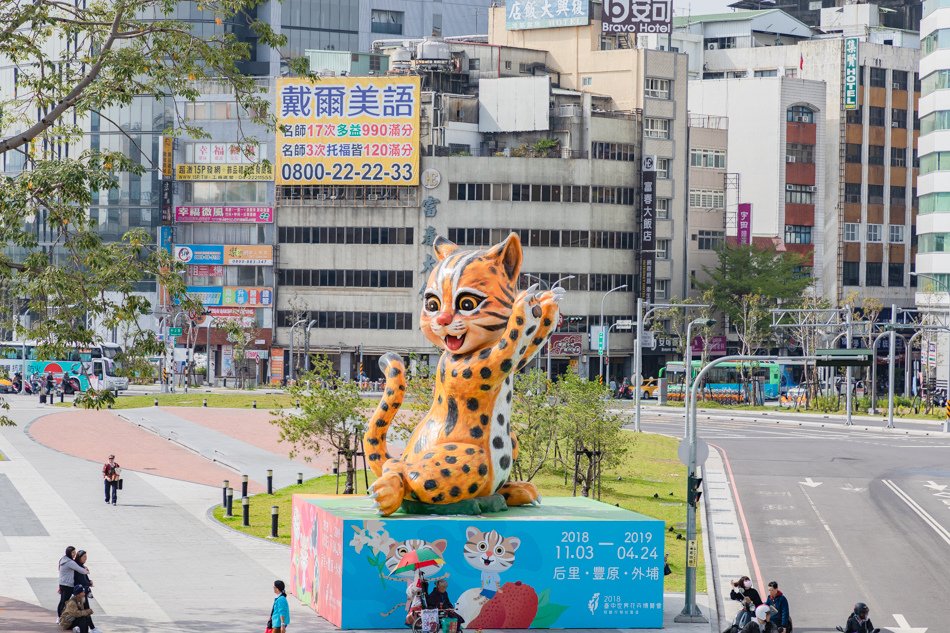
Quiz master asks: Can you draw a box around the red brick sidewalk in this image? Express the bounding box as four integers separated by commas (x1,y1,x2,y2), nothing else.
0,596,56,633
30,410,264,490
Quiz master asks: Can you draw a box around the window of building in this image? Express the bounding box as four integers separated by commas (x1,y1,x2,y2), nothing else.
703,36,736,49
843,261,860,285
892,70,908,90
689,189,725,209
370,9,404,34
697,230,725,250
690,148,727,168
644,118,671,139
703,72,725,79
845,183,862,203
645,78,671,99
656,158,671,178
867,223,883,242
846,108,862,125
591,142,636,161
754,69,777,77
888,263,904,286
784,224,813,244
891,108,907,128
869,106,886,126
369,55,382,71
869,66,887,88
922,28,950,55
655,279,669,301
657,239,671,259
844,223,860,242
845,144,863,163
785,184,815,205
582,76,592,86
787,105,815,123
866,262,883,286
786,143,815,164
504,60,512,70
468,58,480,70
922,69,950,96
889,224,905,243
656,198,671,219
868,145,885,165
891,186,907,205
919,151,950,174
891,147,906,167
868,184,884,204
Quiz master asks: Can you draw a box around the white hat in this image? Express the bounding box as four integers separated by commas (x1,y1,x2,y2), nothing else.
755,605,770,620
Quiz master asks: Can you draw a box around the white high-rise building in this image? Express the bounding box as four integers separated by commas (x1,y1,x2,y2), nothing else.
917,0,950,389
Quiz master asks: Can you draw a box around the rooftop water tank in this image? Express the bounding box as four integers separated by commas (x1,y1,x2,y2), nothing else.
416,39,451,62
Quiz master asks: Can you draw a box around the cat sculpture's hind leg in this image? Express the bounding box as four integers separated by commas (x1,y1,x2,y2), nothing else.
497,481,540,507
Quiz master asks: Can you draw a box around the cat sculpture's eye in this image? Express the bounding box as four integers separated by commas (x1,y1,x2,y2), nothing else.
477,541,488,551
456,293,483,313
424,295,441,313
494,545,505,556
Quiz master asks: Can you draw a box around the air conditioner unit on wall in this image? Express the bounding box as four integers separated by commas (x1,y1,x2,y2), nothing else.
707,42,719,50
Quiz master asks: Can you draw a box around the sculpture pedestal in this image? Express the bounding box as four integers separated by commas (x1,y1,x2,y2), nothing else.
290,495,665,629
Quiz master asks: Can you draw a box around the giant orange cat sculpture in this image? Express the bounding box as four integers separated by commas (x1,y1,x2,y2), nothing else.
363,233,563,516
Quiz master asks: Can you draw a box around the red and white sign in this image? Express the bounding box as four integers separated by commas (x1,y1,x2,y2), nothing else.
188,265,223,277
208,307,256,326
548,333,583,355
175,206,273,223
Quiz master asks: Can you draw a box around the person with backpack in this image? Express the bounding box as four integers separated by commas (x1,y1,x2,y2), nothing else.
843,603,879,633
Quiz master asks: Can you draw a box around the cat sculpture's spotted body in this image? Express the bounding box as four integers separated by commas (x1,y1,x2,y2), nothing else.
363,233,563,516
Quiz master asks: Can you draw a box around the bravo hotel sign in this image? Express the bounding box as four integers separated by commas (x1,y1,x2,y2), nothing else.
602,0,673,34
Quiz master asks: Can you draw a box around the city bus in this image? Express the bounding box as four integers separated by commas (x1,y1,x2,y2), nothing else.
0,342,129,393
661,360,795,402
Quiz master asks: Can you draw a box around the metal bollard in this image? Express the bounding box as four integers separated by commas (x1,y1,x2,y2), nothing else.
203,398,207,407
226,487,234,517
297,472,303,485
60,391,64,403
271,505,279,538
154,399,159,407
242,496,250,527
222,480,229,509
241,474,248,498
252,399,257,409
267,469,273,494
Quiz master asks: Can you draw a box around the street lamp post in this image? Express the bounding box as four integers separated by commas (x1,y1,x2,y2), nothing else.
683,318,716,435
304,319,318,373
599,284,627,382
288,318,307,382
523,274,575,380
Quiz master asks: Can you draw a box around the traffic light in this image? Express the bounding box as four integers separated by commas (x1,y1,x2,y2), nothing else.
687,474,703,507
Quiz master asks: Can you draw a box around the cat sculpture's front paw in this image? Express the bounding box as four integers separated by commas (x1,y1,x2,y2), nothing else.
368,472,405,516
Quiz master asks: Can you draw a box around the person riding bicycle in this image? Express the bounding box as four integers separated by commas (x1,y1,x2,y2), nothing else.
844,603,879,633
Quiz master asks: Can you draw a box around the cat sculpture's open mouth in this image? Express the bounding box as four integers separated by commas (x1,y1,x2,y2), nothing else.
482,556,493,566
445,334,465,351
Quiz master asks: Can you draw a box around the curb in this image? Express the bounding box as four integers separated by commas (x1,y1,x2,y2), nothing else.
205,501,291,547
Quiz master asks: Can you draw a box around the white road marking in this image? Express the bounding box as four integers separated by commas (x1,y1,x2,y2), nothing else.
840,483,865,492
891,613,927,632
799,477,822,487
882,479,950,546
925,480,948,492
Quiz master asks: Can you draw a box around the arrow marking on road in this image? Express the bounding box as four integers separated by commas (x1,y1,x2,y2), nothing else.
882,480,950,546
924,480,947,492
799,477,822,488
840,483,865,492
892,613,927,633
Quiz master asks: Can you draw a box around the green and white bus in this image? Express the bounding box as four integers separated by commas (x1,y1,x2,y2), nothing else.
661,360,794,402
0,342,129,393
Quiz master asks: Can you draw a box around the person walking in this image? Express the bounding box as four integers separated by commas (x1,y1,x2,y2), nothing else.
268,580,290,633
57,547,88,618
102,455,120,505
59,586,99,633
766,581,792,633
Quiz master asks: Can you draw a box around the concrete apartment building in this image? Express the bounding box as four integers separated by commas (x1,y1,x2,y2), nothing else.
274,6,692,381
674,6,920,308
686,115,731,292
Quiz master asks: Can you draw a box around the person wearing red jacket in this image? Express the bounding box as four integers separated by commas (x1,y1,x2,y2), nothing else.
102,455,120,505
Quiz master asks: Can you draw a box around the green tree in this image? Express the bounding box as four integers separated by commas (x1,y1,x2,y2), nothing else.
701,244,810,355
0,0,309,421
220,310,258,388
272,356,365,493
511,369,557,482
553,372,628,498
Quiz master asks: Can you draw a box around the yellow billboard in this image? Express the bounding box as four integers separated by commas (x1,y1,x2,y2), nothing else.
275,76,420,186
175,163,274,181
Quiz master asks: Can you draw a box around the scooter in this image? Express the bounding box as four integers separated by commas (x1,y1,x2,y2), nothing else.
836,626,880,632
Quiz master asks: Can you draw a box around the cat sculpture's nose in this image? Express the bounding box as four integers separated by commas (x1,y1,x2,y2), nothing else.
436,310,454,326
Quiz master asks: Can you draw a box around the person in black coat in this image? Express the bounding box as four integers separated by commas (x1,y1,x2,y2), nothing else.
730,576,763,606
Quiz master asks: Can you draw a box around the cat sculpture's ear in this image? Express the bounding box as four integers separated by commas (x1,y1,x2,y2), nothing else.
430,539,448,555
433,235,459,261
465,526,480,540
506,536,521,552
486,232,522,281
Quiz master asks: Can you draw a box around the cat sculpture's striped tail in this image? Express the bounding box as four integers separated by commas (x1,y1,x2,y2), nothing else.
363,352,406,477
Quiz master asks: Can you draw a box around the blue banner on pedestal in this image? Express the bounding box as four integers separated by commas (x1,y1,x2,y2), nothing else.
291,496,665,629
